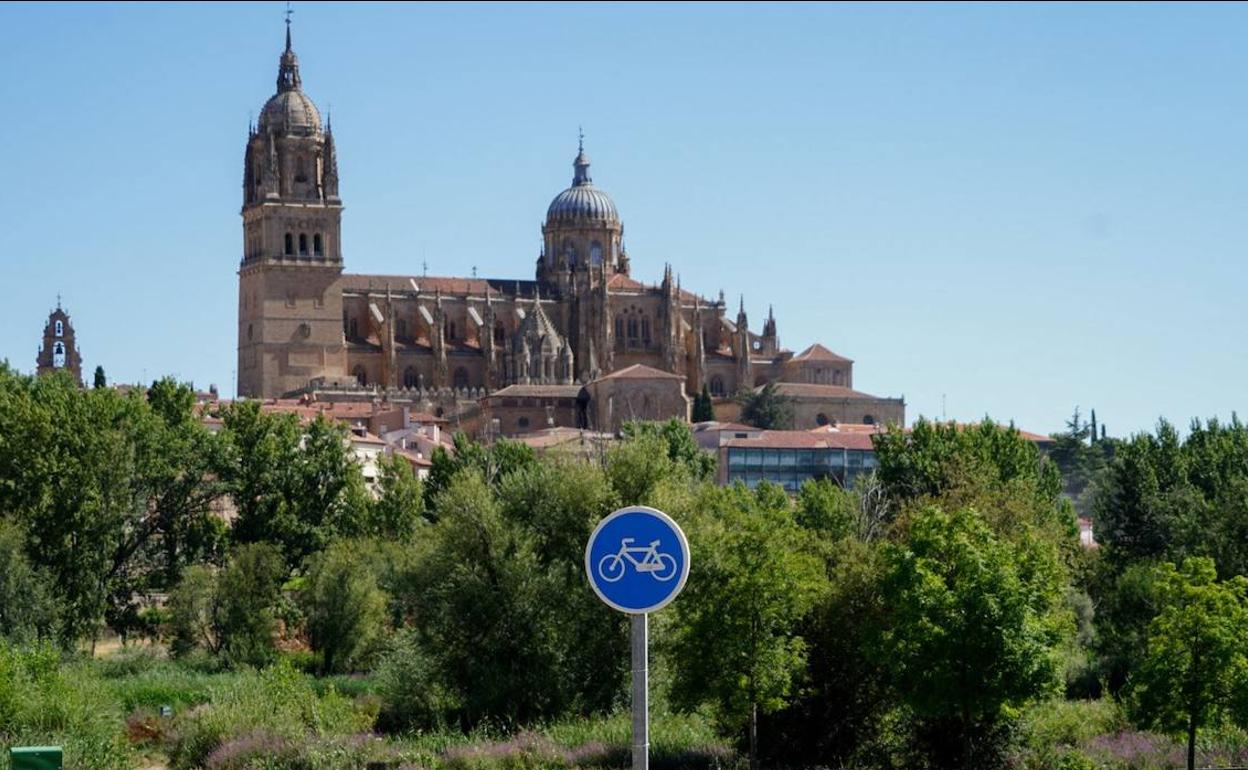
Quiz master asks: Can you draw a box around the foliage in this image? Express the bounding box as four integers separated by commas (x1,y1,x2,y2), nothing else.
692,384,715,423
1127,557,1248,770
376,627,461,732
423,432,538,508
366,453,428,540
166,662,376,770
619,418,716,482
92,365,106,389
0,642,131,770
216,543,287,668
167,563,220,658
670,482,828,768
1047,407,1116,518
0,520,57,643
0,368,226,645
217,401,369,569
735,382,793,430
875,505,1068,769
300,539,389,674
794,477,857,540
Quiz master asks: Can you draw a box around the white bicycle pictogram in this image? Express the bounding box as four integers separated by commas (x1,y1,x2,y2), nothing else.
597,538,678,583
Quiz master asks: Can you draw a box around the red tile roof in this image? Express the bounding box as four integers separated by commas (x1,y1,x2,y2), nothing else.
595,363,685,381
791,343,852,364
723,429,877,451
485,384,584,399
766,382,889,401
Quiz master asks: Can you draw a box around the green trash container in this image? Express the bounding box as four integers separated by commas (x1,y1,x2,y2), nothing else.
10,746,62,770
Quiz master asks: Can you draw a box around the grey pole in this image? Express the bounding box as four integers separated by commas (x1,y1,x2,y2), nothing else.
631,612,649,770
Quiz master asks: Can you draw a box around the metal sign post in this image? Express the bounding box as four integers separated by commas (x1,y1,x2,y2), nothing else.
632,613,648,770
585,506,689,770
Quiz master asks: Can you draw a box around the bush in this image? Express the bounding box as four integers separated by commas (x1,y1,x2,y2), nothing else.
375,628,459,732
300,540,389,674
0,642,131,770
167,662,377,770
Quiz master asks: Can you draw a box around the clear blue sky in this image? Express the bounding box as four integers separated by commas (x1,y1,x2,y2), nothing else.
1,2,1244,437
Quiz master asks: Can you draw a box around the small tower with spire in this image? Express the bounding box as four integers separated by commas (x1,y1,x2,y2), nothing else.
36,297,84,385
759,304,779,357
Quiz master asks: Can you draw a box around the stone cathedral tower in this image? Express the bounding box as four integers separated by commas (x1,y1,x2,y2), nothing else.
236,20,348,398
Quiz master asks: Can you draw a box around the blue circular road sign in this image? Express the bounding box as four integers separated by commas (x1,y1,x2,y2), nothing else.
585,506,690,614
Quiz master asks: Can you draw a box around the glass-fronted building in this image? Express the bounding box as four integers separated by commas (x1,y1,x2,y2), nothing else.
702,424,881,491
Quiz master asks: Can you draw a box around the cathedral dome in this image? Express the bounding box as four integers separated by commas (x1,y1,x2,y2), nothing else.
258,89,322,136
257,24,321,137
546,147,619,225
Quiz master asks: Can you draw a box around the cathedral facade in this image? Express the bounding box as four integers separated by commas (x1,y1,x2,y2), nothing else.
236,26,904,431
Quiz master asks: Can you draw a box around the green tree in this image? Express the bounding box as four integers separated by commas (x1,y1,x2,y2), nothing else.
366,454,427,540
735,382,794,430
876,505,1067,769
216,543,286,668
92,365,106,389
422,432,537,508
300,540,389,674
0,521,57,643
1127,557,1248,770
619,418,716,482
167,564,220,658
670,482,828,770
692,384,715,422
605,432,682,506
0,369,225,646
218,402,368,569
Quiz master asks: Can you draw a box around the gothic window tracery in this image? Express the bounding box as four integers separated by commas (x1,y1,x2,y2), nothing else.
709,375,725,397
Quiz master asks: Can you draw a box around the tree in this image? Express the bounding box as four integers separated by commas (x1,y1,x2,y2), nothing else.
301,540,388,674
0,521,57,643
92,365,106,389
216,543,286,668
736,382,794,430
875,505,1067,769
692,384,715,423
422,432,537,508
218,402,368,569
366,454,427,540
619,418,716,482
670,482,828,770
167,564,220,658
1128,558,1248,770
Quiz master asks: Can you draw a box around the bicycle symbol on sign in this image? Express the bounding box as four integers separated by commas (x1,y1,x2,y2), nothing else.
597,538,678,583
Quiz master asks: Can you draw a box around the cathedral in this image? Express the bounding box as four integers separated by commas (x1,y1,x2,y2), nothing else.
236,23,904,433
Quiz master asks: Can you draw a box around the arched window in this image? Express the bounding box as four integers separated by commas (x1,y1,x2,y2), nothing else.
816,413,830,427
641,319,651,344
615,317,624,340
396,318,408,339
453,367,470,389
284,233,294,255
709,375,725,397
298,234,308,256
862,414,876,426
627,318,638,339
53,342,66,368
54,320,63,337
518,416,530,430
590,241,603,265
494,321,506,346
313,234,323,256
403,366,419,388
352,365,367,386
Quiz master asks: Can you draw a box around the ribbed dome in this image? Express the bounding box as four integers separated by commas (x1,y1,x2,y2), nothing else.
546,148,619,225
258,89,322,136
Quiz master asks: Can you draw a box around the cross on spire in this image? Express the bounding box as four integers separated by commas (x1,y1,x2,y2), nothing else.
578,125,584,153
285,3,294,51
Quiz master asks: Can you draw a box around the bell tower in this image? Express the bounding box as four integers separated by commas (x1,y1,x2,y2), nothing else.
237,18,348,398
36,298,83,385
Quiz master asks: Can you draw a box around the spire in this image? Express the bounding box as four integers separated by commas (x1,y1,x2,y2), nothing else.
277,9,302,93
572,129,592,187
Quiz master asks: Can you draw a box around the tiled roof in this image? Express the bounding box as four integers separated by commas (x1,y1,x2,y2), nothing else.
595,364,685,381
341,274,541,298
792,343,853,364
766,382,891,401
485,384,584,399
723,429,877,451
